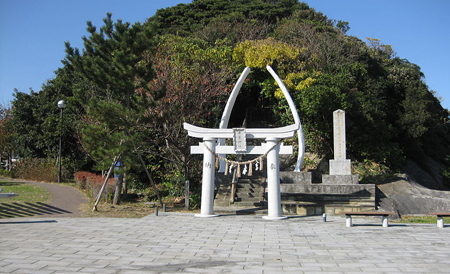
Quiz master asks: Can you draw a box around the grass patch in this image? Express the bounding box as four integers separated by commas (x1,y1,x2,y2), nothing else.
0,181,52,218
394,215,450,224
0,181,50,204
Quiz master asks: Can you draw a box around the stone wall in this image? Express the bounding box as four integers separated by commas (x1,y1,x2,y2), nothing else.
279,171,376,215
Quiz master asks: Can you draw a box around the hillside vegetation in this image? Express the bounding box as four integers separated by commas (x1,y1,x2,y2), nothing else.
3,0,449,199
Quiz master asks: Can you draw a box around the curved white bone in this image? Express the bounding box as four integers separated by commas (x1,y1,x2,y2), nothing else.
219,67,251,129
266,65,304,172
218,67,251,172
217,66,304,172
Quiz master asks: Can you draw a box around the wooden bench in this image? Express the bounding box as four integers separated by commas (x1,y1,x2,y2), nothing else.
340,211,396,227
429,213,450,228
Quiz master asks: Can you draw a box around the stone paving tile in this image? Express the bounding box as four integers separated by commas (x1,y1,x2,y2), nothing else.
1,214,449,273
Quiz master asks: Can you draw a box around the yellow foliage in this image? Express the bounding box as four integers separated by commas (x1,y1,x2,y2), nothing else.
233,38,302,69
273,71,319,99
274,89,284,99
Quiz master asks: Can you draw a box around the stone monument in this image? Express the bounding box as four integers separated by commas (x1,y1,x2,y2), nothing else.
279,109,375,216
322,109,359,184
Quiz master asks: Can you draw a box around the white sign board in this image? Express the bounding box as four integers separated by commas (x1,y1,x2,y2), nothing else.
233,128,246,153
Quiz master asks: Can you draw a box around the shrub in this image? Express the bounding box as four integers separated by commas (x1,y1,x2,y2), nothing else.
353,159,396,184
13,158,68,182
189,190,202,210
74,171,116,201
0,169,14,178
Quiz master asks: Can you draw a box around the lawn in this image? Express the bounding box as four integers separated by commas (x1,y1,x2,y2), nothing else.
393,215,450,224
0,180,52,218
0,181,51,204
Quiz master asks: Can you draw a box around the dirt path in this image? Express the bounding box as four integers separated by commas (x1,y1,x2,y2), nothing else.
0,179,89,218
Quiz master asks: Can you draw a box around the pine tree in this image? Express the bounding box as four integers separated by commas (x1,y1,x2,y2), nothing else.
65,13,160,205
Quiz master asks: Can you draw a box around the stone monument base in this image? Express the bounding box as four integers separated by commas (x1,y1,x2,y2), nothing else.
279,171,375,216
280,183,376,216
329,159,351,175
322,174,359,185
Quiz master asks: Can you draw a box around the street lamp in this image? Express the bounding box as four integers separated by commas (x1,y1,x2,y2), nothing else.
57,100,66,183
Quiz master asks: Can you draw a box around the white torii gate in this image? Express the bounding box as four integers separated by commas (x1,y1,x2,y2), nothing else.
184,66,304,220
184,123,298,220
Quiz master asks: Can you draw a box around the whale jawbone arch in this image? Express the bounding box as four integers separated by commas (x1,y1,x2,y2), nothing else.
218,66,305,173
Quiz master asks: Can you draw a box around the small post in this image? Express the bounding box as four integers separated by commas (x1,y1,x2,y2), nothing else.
185,180,190,210
382,215,389,228
323,213,327,222
346,215,352,227
155,206,159,216
163,203,166,212
437,216,444,228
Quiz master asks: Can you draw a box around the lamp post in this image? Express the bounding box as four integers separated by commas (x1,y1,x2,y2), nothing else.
57,100,66,183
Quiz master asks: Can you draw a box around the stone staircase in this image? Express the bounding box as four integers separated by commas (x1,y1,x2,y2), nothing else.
234,177,266,207
214,174,268,214
212,107,273,214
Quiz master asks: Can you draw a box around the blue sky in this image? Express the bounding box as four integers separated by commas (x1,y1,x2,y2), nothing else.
1,0,449,110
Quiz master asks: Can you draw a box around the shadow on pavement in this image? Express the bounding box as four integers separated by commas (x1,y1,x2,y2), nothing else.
0,202,71,218
0,220,57,225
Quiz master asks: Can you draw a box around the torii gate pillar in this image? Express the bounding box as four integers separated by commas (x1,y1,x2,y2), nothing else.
263,137,287,220
195,137,219,218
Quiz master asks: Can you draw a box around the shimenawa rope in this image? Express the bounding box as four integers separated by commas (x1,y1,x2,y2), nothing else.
203,141,279,176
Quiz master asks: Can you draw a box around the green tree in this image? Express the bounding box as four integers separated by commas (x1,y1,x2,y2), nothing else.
64,13,158,204
147,0,309,36
137,35,237,192
9,61,85,173
0,104,14,169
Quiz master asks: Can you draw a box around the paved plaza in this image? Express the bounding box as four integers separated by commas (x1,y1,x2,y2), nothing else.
0,213,449,273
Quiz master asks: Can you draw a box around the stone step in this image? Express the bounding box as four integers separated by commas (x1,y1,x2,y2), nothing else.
237,183,265,189
234,197,264,202
214,206,268,215
236,187,264,194
235,195,264,200
243,191,262,197
232,201,267,207
237,185,264,192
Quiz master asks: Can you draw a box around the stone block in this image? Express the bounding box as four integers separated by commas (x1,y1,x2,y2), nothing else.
280,171,312,184
329,159,351,175
296,206,307,215
322,174,359,185
306,206,315,215
314,207,324,215
280,183,373,195
282,204,297,214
